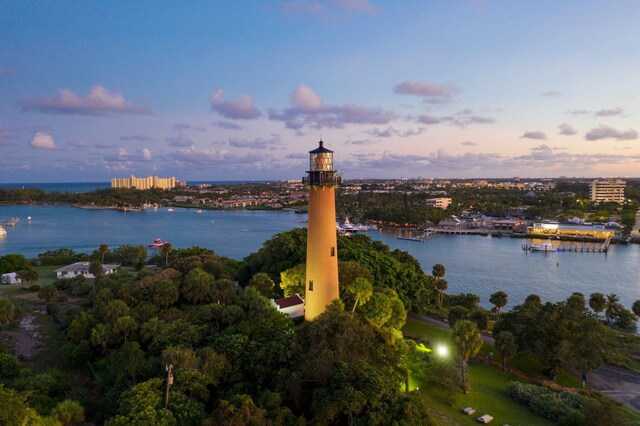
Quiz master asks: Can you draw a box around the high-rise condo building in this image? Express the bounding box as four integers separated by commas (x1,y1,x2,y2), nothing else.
590,179,625,203
111,175,178,190
303,141,341,321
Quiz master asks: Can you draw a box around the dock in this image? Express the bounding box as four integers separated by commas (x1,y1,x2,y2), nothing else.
398,230,438,242
522,237,611,253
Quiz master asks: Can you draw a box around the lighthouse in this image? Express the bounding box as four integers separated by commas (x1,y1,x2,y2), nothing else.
303,140,341,321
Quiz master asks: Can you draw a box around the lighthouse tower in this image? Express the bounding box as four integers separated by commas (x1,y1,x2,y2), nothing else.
303,140,341,321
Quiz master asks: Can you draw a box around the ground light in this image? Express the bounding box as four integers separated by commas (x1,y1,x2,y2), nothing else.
436,344,449,358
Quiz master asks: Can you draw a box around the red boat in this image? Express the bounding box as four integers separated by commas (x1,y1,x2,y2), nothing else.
148,238,166,249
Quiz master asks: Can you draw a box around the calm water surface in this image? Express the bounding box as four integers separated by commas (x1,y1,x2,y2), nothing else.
1,205,639,309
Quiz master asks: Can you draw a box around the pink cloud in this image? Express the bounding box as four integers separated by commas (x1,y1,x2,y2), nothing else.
211,89,262,119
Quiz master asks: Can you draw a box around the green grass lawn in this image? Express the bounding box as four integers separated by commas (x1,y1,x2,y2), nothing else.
408,363,555,426
403,318,554,425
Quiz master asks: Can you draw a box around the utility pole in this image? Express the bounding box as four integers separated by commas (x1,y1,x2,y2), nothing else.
165,363,174,409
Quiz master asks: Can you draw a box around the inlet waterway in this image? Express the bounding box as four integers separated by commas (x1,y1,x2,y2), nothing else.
1,205,639,309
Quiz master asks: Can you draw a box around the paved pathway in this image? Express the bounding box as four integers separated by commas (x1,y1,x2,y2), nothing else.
408,313,640,413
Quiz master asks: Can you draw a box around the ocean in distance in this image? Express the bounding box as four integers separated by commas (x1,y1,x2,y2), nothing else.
1,205,639,310
0,181,272,194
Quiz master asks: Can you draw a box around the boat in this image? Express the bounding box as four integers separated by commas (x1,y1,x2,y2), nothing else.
530,239,557,252
196,209,204,214
148,238,166,249
0,226,6,237
340,217,369,233
167,208,174,212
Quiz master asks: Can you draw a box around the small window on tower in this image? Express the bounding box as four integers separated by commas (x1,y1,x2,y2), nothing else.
330,247,335,257
308,280,314,291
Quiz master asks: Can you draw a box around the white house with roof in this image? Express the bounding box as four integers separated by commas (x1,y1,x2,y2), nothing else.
1,272,21,285
55,262,119,279
270,294,305,319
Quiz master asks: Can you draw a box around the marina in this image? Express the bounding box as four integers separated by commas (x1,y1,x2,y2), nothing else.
522,236,612,253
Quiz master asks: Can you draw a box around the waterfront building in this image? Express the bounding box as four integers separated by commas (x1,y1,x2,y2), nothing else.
111,175,179,190
55,262,119,279
527,222,621,239
425,197,452,209
303,141,341,321
590,179,625,203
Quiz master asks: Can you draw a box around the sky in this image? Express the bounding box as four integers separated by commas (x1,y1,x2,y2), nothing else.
1,0,640,182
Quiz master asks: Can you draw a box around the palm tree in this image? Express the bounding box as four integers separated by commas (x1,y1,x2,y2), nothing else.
489,290,508,319
605,293,621,324
495,331,517,372
589,293,606,319
453,320,483,393
347,277,373,312
633,300,640,317
99,243,109,263
432,264,446,279
436,279,448,310
161,243,173,267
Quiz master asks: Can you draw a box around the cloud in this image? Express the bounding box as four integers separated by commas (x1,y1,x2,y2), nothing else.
393,80,457,104
0,121,13,145
211,89,261,119
228,135,282,150
366,126,425,138
94,143,116,149
567,107,625,118
285,152,308,159
166,135,194,147
171,144,268,169
30,132,58,150
119,135,152,141
212,120,244,130
566,109,590,116
142,148,152,161
345,139,377,145
68,140,89,148
172,123,191,131
20,85,151,115
461,141,477,146
282,0,380,17
521,130,547,140
557,123,578,136
415,114,442,125
441,109,496,128
585,125,638,141
268,83,396,131
540,91,564,97
595,107,624,117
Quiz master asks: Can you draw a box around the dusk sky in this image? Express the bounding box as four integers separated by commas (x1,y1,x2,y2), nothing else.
1,1,640,182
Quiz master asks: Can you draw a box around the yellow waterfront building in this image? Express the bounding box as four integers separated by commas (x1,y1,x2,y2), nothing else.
111,175,177,190
527,222,620,239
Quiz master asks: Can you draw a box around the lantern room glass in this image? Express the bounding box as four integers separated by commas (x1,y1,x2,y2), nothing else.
310,152,334,172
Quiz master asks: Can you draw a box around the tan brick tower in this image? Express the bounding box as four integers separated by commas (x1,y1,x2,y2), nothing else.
303,140,341,320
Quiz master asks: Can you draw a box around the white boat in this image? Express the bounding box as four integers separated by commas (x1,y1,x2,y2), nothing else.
167,208,174,212
0,226,6,237
530,239,557,252
340,217,369,233
196,209,204,214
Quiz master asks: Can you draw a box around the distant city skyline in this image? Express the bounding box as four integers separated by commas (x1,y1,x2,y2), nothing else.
1,1,640,182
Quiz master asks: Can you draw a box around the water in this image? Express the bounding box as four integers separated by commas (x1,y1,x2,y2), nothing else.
1,205,639,309
0,180,271,194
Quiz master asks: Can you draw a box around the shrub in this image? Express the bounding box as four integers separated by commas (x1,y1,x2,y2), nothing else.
506,382,580,422
28,285,41,292
0,353,23,379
